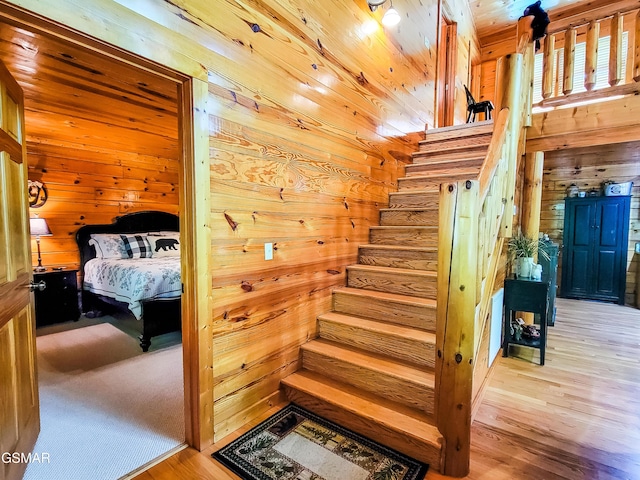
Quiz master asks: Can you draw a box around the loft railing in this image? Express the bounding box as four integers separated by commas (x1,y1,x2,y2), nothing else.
434,18,534,478
536,9,640,108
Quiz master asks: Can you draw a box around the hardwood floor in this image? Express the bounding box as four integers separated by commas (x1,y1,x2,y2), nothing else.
134,298,640,479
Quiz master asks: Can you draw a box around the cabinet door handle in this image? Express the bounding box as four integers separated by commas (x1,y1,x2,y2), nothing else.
29,280,46,292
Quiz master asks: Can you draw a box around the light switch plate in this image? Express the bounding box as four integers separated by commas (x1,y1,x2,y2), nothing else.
264,242,273,260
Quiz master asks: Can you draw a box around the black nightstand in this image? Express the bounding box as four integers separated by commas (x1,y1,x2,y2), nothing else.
33,269,80,327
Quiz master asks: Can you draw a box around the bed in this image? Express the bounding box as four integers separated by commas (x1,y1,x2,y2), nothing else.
76,211,181,351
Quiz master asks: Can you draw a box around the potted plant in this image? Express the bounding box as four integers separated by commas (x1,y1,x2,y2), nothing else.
508,231,550,278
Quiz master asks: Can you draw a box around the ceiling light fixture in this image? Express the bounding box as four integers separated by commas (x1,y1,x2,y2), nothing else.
367,0,401,26
382,4,401,27
367,0,386,12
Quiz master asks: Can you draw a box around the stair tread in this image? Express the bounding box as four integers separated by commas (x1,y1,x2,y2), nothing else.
347,264,437,278
379,207,437,212
319,311,436,343
370,225,438,230
359,244,437,252
400,172,479,181
421,120,493,140
413,143,489,156
405,157,486,168
302,339,435,385
405,165,481,175
389,189,438,196
333,286,437,308
282,370,442,447
407,158,483,166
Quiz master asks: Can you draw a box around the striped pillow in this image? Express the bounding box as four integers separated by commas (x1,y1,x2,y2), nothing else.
120,234,152,259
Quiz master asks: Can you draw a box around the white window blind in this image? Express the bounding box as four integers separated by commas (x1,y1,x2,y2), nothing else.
532,32,628,104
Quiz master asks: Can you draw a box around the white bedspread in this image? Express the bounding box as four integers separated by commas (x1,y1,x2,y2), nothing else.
83,257,181,320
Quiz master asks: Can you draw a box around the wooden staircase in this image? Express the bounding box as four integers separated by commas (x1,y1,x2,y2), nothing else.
281,120,494,473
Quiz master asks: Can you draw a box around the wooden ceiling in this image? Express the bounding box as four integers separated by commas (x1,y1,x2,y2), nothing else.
469,0,640,45
0,20,179,159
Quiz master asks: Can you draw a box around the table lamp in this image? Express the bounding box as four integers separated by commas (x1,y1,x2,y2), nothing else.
30,216,52,272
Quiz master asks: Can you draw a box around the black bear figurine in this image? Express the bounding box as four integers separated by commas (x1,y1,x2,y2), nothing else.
523,1,550,51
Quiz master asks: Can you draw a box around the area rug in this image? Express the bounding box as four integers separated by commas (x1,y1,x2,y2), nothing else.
212,403,428,480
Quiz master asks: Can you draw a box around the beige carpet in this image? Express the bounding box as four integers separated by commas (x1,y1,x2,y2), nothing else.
24,319,184,480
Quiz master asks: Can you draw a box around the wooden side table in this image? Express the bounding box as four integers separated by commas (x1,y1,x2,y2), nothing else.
33,269,80,327
502,277,550,365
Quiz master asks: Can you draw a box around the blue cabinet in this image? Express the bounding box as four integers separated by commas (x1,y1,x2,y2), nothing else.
561,196,630,304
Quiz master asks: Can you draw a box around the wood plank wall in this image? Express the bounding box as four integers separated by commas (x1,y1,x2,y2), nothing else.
1,0,479,444
0,25,180,269
540,142,640,306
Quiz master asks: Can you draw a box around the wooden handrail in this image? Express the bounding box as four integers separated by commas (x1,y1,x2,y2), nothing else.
546,6,640,36
477,108,509,199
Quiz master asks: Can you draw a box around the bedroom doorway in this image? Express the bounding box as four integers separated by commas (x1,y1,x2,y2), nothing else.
0,3,208,478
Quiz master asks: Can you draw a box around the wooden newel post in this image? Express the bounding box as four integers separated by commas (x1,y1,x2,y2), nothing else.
520,151,544,324
563,28,576,95
585,20,600,91
436,180,478,478
610,13,623,87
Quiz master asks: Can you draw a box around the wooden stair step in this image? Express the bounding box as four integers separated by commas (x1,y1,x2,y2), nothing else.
388,190,438,209
379,208,439,227
418,131,492,153
405,162,481,177
398,171,480,191
301,339,435,413
332,286,436,330
369,225,438,247
421,119,493,143
347,264,437,298
281,370,443,470
358,244,437,270
413,143,489,162
412,148,487,166
318,311,436,368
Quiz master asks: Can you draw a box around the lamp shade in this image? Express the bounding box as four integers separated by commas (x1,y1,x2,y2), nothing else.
382,7,401,26
30,217,52,236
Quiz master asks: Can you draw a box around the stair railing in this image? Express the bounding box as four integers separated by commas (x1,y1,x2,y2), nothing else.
434,19,534,478
537,9,640,108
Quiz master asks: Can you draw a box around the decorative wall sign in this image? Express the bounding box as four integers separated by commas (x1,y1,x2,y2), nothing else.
28,180,48,208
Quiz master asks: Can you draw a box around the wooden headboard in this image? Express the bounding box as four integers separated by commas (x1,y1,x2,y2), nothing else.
75,210,179,271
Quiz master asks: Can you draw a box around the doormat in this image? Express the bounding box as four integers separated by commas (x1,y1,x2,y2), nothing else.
212,403,429,480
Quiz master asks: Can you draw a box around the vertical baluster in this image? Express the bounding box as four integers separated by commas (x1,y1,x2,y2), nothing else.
635,10,640,81
609,13,623,86
542,34,555,99
563,28,576,95
585,20,600,91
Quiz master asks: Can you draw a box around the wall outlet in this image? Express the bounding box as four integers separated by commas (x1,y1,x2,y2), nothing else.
264,242,273,261
635,242,640,254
